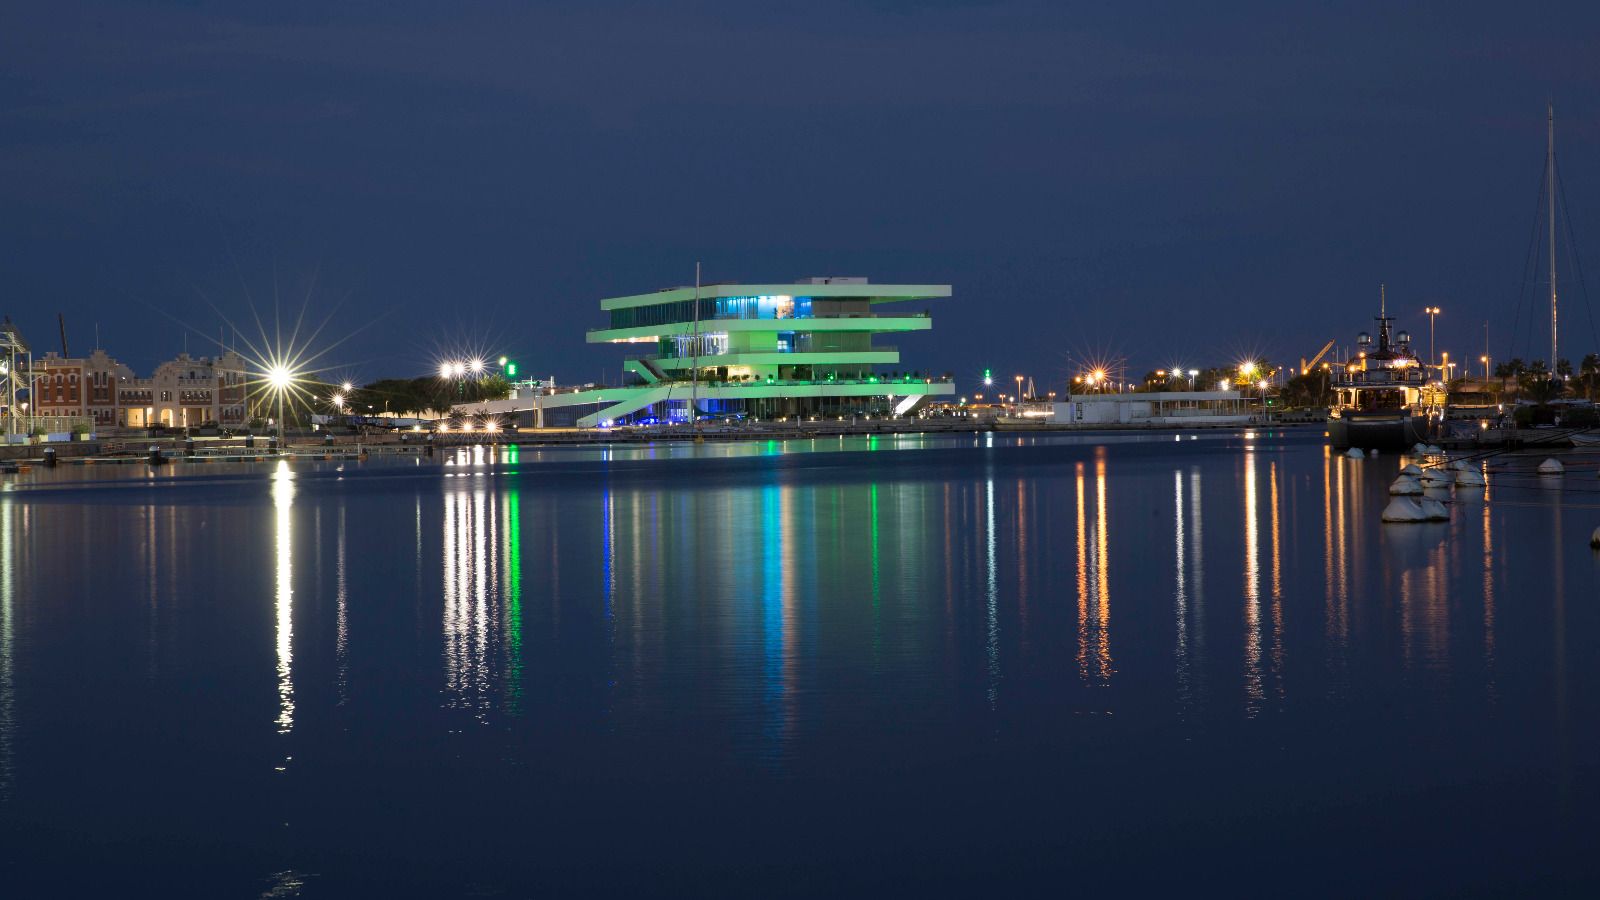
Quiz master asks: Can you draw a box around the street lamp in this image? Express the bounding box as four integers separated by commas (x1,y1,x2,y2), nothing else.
1187,368,1198,390
1424,306,1441,371
1014,375,1024,409
266,364,294,448
1480,355,1489,379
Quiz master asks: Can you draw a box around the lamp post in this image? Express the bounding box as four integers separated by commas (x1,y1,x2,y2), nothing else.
1424,306,1441,372
1480,355,1489,380
1187,368,1198,390
1014,375,1024,412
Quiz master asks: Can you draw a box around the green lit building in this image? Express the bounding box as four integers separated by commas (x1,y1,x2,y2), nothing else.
550,277,956,426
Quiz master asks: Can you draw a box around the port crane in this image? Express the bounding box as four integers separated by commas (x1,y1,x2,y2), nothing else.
1300,340,1335,375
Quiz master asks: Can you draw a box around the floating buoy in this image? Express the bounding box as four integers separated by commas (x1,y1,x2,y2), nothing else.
1539,458,1564,475
1412,442,1429,454
1423,485,1453,502
1449,459,1469,471
1400,463,1423,476
1389,476,1423,496
1346,448,1365,459
1425,444,1444,455
1456,468,1486,486
1370,449,1380,456
1592,527,1600,548
1382,497,1427,522
1420,498,1450,520
1420,469,1451,487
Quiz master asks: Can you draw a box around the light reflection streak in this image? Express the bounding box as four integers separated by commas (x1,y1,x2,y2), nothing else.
0,499,15,800
1093,454,1111,681
1075,462,1088,681
272,461,295,735
1173,471,1191,713
335,504,349,705
442,489,496,716
1188,468,1206,705
1269,461,1285,702
1243,450,1262,714
985,474,999,707
1482,494,1496,702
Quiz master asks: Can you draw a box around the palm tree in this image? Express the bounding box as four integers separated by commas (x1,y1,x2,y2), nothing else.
1581,353,1600,401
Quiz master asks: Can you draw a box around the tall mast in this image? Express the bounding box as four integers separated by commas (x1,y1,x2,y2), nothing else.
1549,100,1558,368
690,261,700,428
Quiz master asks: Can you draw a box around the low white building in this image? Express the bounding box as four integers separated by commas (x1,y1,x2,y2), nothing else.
1052,390,1256,426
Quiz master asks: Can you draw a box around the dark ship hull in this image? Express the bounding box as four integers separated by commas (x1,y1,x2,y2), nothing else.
1327,410,1429,451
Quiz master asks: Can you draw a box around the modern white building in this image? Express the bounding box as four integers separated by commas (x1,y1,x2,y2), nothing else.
459,276,956,427
1051,391,1256,426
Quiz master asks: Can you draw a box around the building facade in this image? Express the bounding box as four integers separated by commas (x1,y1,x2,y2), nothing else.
32,349,137,427
118,351,249,428
1051,391,1256,426
578,277,954,424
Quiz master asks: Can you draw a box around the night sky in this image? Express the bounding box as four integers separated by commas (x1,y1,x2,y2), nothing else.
5,1,1600,387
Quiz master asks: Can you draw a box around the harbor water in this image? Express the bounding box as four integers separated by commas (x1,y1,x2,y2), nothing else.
1,431,1596,895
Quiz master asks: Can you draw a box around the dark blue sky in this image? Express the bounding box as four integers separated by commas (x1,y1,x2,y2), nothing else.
5,1,1600,387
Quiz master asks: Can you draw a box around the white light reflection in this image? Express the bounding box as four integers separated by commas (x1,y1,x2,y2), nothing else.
985,473,999,708
0,499,16,801
1174,471,1190,713
272,460,295,735
336,504,349,705
1243,450,1262,714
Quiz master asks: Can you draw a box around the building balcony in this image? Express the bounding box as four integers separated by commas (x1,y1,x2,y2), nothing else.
588,316,934,344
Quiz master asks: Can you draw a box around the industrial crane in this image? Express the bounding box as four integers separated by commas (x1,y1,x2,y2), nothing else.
1300,340,1335,375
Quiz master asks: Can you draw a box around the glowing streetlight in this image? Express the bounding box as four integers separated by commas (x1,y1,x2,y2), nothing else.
1187,368,1199,390
340,381,353,393
1240,361,1257,379
469,359,485,375
1424,306,1442,371
439,362,453,380
264,364,295,448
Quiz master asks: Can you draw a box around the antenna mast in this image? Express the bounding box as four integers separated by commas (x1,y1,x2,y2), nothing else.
1549,100,1558,368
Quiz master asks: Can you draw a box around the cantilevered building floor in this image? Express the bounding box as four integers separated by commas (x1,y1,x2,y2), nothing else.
463,277,955,428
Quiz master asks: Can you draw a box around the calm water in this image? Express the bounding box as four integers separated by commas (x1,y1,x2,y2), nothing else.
1,431,1597,896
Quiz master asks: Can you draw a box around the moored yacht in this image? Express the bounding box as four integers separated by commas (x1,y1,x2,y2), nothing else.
1327,295,1432,451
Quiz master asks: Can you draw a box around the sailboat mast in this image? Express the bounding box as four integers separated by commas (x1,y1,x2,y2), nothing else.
1549,100,1558,368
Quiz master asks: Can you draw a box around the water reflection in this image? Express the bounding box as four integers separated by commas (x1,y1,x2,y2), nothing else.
1074,455,1113,686
273,460,295,736
0,499,16,801
443,488,499,716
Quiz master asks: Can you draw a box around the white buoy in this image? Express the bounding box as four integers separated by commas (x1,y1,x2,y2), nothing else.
1423,485,1453,502
1425,444,1444,455
1449,459,1468,472
1371,449,1380,456
1592,527,1600,548
1420,469,1451,486
1420,498,1450,520
1389,476,1423,495
1456,468,1486,486
1539,458,1564,475
1382,497,1427,522
1346,448,1365,459
1412,442,1429,454
1400,463,1423,476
